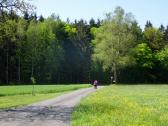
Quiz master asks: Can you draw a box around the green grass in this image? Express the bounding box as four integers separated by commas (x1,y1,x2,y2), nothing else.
72,85,168,126
0,84,90,109
0,84,90,96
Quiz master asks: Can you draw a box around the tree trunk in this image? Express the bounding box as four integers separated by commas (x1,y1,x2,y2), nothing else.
18,56,21,83
113,63,117,83
31,58,35,96
57,72,60,83
31,59,34,77
6,49,9,84
18,36,21,84
32,84,35,96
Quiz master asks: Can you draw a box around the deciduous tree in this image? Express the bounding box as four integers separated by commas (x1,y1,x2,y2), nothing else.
92,7,136,83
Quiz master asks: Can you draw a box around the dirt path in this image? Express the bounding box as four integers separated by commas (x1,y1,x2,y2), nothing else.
0,86,103,126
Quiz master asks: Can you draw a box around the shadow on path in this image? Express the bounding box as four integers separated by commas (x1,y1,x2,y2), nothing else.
0,106,73,126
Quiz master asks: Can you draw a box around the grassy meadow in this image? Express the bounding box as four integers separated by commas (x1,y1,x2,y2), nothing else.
0,84,90,109
72,85,168,126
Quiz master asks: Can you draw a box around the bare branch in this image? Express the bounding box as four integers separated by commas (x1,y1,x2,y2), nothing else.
0,0,36,14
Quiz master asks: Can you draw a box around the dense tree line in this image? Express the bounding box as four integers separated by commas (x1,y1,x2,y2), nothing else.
1,3,168,84
0,9,101,84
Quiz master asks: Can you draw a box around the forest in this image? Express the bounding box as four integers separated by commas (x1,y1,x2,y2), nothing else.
1,0,168,85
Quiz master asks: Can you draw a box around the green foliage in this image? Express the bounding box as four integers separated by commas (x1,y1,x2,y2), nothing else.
1,6,168,84
0,19,17,42
26,19,64,82
72,85,168,126
92,6,136,82
65,24,77,34
134,43,154,68
157,46,168,68
144,27,164,52
145,20,153,29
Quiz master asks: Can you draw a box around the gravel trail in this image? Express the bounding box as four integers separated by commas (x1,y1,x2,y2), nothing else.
0,86,103,126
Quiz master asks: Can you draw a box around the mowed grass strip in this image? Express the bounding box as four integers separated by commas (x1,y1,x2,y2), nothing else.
72,85,168,126
0,84,90,96
0,84,90,109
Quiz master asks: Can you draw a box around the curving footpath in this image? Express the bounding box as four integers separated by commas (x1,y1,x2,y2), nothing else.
0,86,104,126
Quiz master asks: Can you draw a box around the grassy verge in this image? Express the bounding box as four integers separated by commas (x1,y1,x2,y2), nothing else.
72,85,168,126
0,84,90,109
